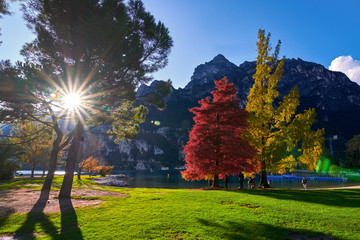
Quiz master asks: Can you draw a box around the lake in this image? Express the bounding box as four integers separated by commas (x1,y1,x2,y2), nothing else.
112,170,356,189
16,169,358,189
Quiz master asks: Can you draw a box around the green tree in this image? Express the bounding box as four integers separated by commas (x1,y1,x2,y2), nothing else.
20,0,172,198
11,120,65,177
0,136,21,180
346,134,360,168
0,0,10,44
246,29,324,188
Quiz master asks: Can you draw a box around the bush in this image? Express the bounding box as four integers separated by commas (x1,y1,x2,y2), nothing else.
0,159,21,180
97,166,114,177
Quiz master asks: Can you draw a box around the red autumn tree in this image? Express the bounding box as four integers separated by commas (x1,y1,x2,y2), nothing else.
79,156,99,177
181,77,258,188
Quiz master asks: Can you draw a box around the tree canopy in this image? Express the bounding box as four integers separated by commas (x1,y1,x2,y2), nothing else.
246,29,324,188
182,77,257,188
13,0,173,198
0,0,10,44
346,134,360,168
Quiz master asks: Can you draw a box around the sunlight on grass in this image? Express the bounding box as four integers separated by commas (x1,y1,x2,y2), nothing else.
1,178,359,239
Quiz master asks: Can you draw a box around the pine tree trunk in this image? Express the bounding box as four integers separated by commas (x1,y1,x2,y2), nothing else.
41,104,73,193
59,121,84,198
31,164,35,178
212,174,219,188
42,143,61,191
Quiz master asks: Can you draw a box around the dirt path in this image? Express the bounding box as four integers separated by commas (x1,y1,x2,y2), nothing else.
309,185,360,190
0,188,127,218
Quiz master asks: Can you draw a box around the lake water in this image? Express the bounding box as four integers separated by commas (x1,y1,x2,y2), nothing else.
17,170,66,176
17,170,358,189
113,170,357,189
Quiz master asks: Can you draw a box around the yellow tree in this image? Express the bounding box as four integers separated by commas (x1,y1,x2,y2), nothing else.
246,29,324,188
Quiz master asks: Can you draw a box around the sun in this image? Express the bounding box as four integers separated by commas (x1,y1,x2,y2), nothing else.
63,93,81,110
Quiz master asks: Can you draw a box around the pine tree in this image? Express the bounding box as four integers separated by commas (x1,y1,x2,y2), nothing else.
182,77,258,188
246,30,324,188
16,0,173,198
0,0,10,45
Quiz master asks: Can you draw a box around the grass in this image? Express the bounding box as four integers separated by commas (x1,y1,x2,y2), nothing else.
1,177,360,239
0,176,101,191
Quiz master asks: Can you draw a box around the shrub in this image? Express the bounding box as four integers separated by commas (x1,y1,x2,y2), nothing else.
0,159,21,180
97,166,114,177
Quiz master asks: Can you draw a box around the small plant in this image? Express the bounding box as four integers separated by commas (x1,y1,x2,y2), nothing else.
97,166,114,177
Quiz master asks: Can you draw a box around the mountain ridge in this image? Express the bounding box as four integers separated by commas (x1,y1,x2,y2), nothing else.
89,55,360,170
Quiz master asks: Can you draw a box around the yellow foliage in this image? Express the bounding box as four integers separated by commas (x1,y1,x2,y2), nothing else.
246,29,324,175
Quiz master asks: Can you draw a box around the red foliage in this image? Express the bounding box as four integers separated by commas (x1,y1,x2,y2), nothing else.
181,77,258,182
79,156,99,176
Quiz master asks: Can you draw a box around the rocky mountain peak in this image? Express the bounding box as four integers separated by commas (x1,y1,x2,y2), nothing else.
136,80,163,98
185,54,240,90
211,54,231,64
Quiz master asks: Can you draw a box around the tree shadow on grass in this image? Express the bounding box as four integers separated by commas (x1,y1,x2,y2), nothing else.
0,206,15,230
13,189,83,239
0,189,15,224
238,188,360,208
58,197,83,239
197,218,335,240
13,189,57,239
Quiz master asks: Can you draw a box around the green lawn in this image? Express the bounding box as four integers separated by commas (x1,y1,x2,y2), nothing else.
1,177,359,239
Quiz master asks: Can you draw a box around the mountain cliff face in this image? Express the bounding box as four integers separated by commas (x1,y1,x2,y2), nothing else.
99,55,360,170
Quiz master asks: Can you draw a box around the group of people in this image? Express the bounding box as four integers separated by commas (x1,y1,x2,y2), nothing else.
210,174,309,190
223,173,255,189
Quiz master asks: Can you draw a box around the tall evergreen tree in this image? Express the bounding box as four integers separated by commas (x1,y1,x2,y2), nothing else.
246,29,324,188
182,77,258,188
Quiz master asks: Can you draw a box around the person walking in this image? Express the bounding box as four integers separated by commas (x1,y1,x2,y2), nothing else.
224,175,229,189
238,173,244,189
248,177,255,189
302,177,308,190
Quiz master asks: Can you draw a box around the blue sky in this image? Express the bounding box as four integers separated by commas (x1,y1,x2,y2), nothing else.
1,0,360,88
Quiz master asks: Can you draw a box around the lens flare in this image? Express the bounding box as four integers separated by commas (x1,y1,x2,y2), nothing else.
151,120,161,126
316,157,360,182
63,93,81,109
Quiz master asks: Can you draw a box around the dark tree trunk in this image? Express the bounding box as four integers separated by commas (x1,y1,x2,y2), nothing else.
212,174,219,188
258,169,270,188
42,104,73,192
77,169,81,180
41,165,46,177
31,164,35,178
42,113,63,191
42,142,61,191
59,121,84,198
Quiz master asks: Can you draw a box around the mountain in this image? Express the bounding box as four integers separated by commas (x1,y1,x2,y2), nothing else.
97,55,360,170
